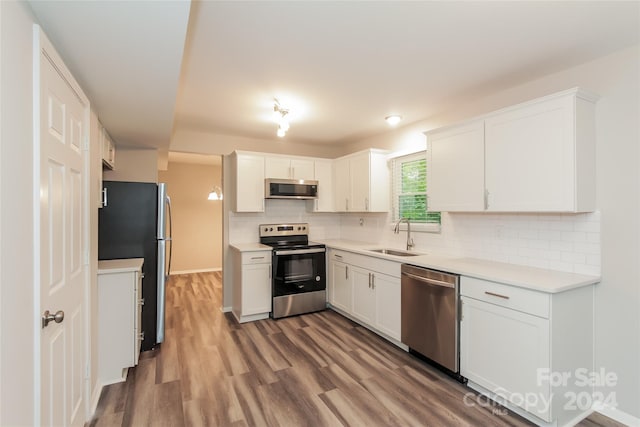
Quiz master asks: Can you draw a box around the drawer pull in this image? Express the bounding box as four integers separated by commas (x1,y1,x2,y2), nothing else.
251,256,265,260
334,254,343,259
485,291,510,300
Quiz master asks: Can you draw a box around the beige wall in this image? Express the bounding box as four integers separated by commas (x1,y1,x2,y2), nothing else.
158,161,222,273
103,147,158,183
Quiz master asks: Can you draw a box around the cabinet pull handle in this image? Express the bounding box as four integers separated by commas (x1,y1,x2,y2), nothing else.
251,256,265,260
371,273,375,289
485,291,509,300
102,188,108,207
368,273,372,288
345,266,349,279
365,197,369,211
484,189,490,210
345,198,348,211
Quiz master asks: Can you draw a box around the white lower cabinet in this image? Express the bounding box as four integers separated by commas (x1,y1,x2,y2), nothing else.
232,248,272,322
327,249,402,343
351,266,376,325
97,258,144,385
460,276,594,427
328,257,351,312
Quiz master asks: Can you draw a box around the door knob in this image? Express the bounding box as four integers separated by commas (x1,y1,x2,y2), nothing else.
42,310,64,328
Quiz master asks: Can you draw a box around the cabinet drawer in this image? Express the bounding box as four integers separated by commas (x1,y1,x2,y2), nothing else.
461,276,549,318
241,251,272,265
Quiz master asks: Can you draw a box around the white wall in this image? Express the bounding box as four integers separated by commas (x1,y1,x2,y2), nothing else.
0,1,37,424
102,147,158,183
343,46,640,420
171,127,343,159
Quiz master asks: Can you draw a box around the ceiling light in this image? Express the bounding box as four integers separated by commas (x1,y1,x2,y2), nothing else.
385,115,403,126
274,99,290,137
208,186,223,201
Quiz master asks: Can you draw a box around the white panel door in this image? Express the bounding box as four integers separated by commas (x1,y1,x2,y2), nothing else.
37,30,87,427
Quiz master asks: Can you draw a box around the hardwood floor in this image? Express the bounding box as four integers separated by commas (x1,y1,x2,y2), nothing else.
89,272,624,427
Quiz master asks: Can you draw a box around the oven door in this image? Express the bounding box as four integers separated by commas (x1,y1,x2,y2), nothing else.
272,248,326,297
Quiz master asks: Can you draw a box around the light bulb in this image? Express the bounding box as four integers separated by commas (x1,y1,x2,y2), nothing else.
277,126,286,137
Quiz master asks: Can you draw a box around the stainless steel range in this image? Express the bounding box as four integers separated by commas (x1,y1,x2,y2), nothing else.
259,223,326,319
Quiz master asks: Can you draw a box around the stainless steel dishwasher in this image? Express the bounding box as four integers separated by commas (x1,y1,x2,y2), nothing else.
401,264,461,377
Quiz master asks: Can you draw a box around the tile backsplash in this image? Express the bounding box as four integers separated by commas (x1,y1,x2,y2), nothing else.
228,199,601,276
341,211,602,275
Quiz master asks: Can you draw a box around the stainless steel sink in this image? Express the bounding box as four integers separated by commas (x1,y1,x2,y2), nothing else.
368,248,421,257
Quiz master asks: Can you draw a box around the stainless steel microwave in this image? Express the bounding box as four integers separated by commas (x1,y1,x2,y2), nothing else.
265,178,318,199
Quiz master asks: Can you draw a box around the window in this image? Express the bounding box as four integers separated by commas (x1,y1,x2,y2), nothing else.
391,151,441,226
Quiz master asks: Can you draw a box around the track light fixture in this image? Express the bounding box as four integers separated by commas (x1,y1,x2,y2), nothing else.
273,99,290,137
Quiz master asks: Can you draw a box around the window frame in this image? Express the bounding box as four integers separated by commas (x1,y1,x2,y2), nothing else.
390,151,441,233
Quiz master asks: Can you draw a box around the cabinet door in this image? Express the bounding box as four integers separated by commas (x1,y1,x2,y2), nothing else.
241,263,271,315
333,158,350,212
329,260,351,312
351,266,375,325
264,157,291,179
236,154,265,212
373,272,401,340
485,95,574,212
291,159,315,180
427,120,485,211
134,270,142,365
460,296,551,422
312,160,334,212
349,152,370,211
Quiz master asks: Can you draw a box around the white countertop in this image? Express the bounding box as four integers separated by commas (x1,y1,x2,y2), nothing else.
98,258,144,274
320,239,600,293
230,242,273,252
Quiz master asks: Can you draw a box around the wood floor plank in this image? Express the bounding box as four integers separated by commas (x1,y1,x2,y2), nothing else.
90,272,623,427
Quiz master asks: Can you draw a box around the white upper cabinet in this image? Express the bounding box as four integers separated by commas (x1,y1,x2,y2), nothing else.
231,151,265,212
310,159,334,212
265,155,314,180
334,149,390,212
427,120,485,211
485,90,596,212
333,157,351,211
426,88,598,213
101,122,116,170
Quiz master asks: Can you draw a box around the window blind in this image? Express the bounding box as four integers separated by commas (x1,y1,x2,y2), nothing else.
391,151,441,224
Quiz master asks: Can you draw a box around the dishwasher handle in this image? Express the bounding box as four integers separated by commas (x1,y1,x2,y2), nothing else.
401,271,456,289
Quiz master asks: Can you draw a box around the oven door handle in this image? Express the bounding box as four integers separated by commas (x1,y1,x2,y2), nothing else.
274,248,326,256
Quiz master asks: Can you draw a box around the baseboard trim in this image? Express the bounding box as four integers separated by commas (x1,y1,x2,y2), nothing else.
170,267,221,275
221,306,232,313
595,404,640,426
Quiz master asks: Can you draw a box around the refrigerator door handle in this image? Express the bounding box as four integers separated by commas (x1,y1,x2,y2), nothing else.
166,196,173,276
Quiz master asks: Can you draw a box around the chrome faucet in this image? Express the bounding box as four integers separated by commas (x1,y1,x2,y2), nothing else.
394,218,414,251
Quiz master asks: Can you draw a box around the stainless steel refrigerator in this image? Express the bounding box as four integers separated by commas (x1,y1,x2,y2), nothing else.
98,181,172,350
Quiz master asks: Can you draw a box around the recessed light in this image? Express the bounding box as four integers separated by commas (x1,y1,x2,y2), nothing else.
385,115,403,126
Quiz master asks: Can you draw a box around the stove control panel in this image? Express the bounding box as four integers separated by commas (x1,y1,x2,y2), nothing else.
259,223,309,237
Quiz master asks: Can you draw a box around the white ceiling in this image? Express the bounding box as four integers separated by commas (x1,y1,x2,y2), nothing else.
28,1,639,150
